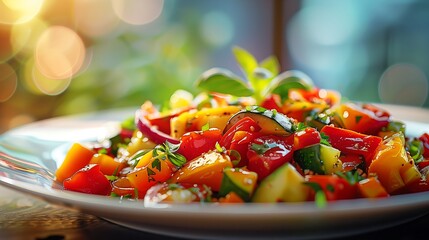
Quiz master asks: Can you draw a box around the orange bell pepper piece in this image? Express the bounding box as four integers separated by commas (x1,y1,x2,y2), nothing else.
89,153,126,176
56,143,95,183
368,135,421,194
357,177,389,198
170,151,232,192
126,153,174,198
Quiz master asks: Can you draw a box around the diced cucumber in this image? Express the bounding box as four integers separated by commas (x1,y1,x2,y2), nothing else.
252,163,309,202
319,144,342,174
294,144,343,175
219,168,258,202
293,144,325,174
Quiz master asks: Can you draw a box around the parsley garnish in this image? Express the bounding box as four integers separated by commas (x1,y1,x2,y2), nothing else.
250,142,278,155
355,115,362,124
201,123,210,131
304,182,327,208
295,122,307,132
215,142,225,153
335,170,364,185
97,148,108,155
152,142,187,168
105,175,119,181
320,132,331,146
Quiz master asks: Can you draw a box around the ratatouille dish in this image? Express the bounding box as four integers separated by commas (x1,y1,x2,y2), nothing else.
55,47,429,206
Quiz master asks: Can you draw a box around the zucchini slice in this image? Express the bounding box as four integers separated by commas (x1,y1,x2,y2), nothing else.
219,168,258,202
252,163,309,202
293,144,343,174
224,106,294,136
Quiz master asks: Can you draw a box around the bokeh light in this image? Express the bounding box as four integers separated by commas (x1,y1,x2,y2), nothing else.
0,63,17,102
10,18,48,62
0,0,44,25
112,0,164,25
200,11,234,47
379,63,428,106
32,62,72,96
35,26,86,80
74,0,120,38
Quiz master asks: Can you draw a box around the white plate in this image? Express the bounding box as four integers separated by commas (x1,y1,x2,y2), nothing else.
1,104,429,240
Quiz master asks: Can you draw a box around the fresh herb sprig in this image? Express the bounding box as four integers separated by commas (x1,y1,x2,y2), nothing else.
196,46,314,104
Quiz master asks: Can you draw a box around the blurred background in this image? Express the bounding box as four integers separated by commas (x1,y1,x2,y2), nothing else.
0,0,428,134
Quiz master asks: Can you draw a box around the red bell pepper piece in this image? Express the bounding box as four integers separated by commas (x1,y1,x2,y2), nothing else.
320,125,382,167
293,127,321,150
260,94,283,112
247,135,294,180
305,175,357,201
63,164,112,196
419,133,429,158
219,117,261,149
177,128,222,161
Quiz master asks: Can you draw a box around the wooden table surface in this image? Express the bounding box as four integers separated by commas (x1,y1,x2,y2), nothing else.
1,185,428,240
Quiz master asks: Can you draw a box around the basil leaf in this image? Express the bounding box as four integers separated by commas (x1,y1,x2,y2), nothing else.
260,56,280,76
196,68,254,96
267,70,314,99
232,46,258,78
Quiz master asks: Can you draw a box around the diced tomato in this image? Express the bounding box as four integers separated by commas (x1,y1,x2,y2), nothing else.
219,117,261,149
419,133,429,158
178,128,222,161
340,154,364,171
320,125,382,166
247,135,294,180
63,164,112,196
229,131,261,167
406,178,429,193
305,175,357,201
293,127,321,150
260,94,282,112
418,159,429,170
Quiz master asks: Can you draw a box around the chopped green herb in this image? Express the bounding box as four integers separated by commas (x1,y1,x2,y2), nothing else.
227,149,241,166
355,115,362,124
152,142,187,168
152,158,162,171
320,133,331,146
315,190,327,208
201,123,210,131
304,182,327,208
105,175,119,181
215,142,225,153
295,122,307,132
326,184,335,193
407,139,424,163
97,148,108,155
335,170,364,185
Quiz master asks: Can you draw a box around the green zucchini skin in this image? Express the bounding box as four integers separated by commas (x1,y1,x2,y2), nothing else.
219,168,257,202
252,163,309,202
293,144,325,174
224,106,295,136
